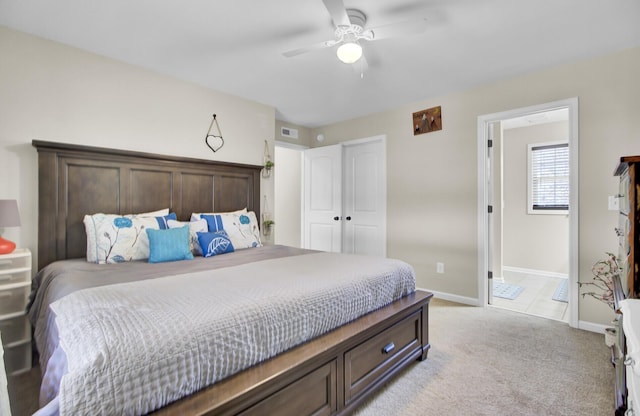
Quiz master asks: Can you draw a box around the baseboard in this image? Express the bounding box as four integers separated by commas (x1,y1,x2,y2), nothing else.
419,287,480,306
502,266,568,280
420,287,612,335
578,320,613,334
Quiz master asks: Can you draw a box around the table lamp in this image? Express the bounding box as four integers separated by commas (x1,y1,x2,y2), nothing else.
0,200,21,254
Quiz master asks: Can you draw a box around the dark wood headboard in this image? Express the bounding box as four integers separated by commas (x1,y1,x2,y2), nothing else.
33,140,261,270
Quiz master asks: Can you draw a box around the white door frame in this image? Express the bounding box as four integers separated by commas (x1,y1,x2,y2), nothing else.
477,97,579,328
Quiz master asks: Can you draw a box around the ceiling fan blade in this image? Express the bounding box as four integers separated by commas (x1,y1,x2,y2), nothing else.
366,18,428,41
321,0,351,27
283,39,338,58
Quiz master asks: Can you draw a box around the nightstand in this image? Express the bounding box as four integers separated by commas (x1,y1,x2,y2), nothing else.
0,249,32,375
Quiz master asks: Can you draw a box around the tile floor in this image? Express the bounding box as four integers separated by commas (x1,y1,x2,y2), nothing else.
491,270,569,322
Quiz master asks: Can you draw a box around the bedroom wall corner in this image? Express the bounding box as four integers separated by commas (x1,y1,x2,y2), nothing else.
274,120,312,148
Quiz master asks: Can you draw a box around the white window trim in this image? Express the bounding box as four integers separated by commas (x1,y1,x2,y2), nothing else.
527,140,569,215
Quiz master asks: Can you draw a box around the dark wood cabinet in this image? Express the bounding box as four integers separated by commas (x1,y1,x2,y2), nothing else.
613,155,640,415
344,310,422,404
613,275,628,415
615,155,640,298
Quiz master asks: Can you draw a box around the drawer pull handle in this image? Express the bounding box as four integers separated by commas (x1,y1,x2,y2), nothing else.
382,342,395,354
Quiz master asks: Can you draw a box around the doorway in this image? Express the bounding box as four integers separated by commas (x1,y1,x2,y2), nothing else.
274,142,306,248
477,98,579,327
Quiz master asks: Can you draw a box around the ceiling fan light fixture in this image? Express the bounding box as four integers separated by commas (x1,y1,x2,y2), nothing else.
336,42,362,64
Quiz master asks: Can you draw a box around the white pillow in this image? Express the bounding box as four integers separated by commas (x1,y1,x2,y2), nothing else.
84,210,171,262
127,208,169,217
190,208,247,222
84,214,161,264
167,219,208,256
195,210,262,250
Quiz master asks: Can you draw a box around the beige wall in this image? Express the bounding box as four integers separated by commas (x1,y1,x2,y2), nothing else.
311,47,640,326
274,146,303,248
0,27,275,268
502,121,569,275
274,120,312,148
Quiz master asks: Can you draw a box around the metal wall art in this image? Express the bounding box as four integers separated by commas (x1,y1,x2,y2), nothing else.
413,106,442,135
204,114,224,153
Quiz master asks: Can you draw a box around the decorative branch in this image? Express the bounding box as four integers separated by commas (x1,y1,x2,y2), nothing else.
578,252,619,310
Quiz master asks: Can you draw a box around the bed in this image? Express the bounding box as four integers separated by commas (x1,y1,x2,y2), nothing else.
30,140,433,415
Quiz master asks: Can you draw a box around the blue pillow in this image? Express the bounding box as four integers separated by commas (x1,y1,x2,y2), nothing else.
197,230,235,257
155,212,177,229
201,214,225,232
146,226,194,263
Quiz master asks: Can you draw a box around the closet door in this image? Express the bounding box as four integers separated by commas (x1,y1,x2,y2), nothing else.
303,145,342,252
342,139,386,256
303,137,386,255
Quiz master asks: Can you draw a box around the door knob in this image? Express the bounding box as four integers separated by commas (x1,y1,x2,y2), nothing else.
333,216,340,221
346,216,352,221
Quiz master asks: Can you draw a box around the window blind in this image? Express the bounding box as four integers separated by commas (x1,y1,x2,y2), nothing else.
530,143,569,210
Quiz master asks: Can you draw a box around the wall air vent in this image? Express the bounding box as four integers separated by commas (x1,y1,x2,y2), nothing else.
280,126,298,139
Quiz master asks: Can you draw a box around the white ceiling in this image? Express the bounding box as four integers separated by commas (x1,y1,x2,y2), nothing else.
1,0,639,128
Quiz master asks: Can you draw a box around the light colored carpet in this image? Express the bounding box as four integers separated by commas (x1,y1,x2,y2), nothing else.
8,298,613,416
354,298,613,416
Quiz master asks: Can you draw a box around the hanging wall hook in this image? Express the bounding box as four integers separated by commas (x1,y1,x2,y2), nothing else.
205,114,224,153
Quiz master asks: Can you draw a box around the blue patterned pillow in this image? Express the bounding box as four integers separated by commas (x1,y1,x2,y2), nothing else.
146,226,194,263
197,230,235,257
200,211,261,250
155,212,177,229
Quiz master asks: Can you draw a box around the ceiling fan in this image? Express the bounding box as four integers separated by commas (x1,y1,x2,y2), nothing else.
283,0,428,67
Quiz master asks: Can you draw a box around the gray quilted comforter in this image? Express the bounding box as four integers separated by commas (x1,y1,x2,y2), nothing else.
28,245,416,415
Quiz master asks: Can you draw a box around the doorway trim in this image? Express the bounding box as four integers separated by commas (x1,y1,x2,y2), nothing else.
477,97,579,328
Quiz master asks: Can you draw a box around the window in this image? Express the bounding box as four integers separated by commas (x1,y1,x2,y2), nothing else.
528,142,569,214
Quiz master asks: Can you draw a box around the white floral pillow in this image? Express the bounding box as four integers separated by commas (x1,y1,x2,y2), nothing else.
84,214,165,263
167,219,208,256
193,210,262,250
